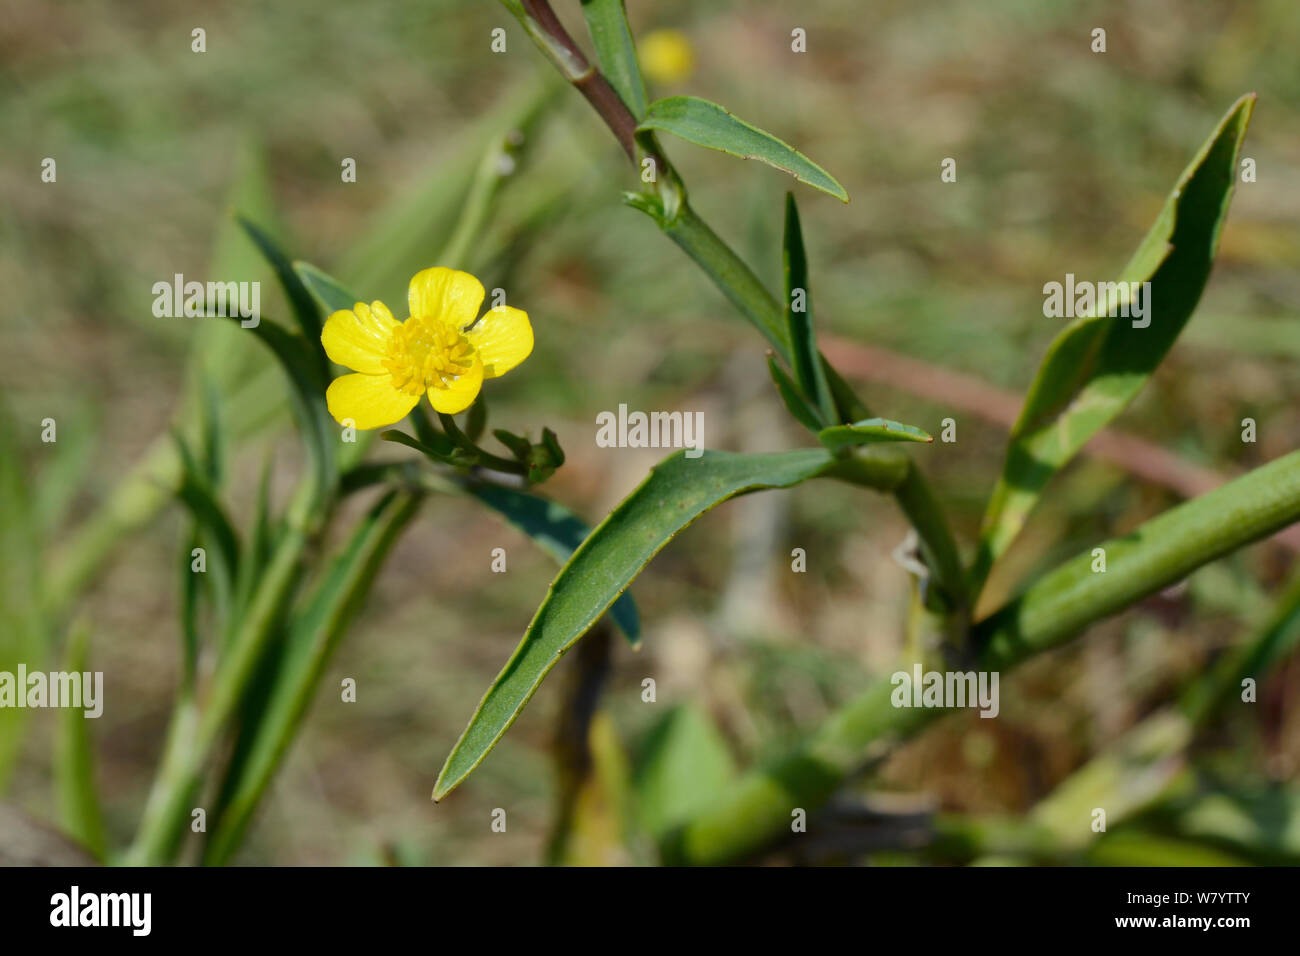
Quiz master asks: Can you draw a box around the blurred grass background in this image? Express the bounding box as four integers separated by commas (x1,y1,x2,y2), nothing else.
2,0,1299,864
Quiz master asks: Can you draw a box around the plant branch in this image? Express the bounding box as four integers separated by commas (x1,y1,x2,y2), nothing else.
663,447,1300,864
508,0,637,159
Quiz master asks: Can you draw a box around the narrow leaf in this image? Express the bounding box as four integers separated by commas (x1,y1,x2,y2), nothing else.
172,433,240,585
225,316,336,501
971,94,1255,592
238,216,325,347
434,448,844,800
294,261,360,314
637,96,849,202
204,491,421,864
54,619,106,859
818,418,933,454
461,481,641,645
0,397,47,787
783,192,836,423
580,0,648,118
634,704,737,840
767,356,824,433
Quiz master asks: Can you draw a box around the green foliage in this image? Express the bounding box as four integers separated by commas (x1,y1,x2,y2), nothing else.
634,705,737,840
638,96,850,202
818,418,933,454
971,94,1256,594
782,193,837,425
460,481,640,645
580,0,647,118
203,491,422,865
54,620,106,860
434,448,868,800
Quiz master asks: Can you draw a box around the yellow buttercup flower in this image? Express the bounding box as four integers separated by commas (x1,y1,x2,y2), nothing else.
321,267,533,429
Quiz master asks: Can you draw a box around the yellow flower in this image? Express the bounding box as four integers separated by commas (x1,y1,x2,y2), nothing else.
639,29,695,86
321,267,533,429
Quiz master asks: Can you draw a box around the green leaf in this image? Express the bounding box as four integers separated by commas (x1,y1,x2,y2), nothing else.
172,433,240,586
0,396,48,788
818,417,933,454
293,261,360,314
461,481,640,645
226,316,336,503
195,138,278,392
1162,788,1300,863
637,96,849,203
237,217,326,366
970,93,1255,593
767,356,823,433
203,491,421,865
783,193,836,424
1085,832,1246,867
433,448,851,800
580,0,648,118
32,406,95,536
54,619,106,860
634,704,737,840
231,453,277,624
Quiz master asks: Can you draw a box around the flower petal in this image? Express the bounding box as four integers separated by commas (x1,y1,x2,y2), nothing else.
427,353,484,415
321,301,398,374
466,306,533,379
326,372,419,429
408,268,484,327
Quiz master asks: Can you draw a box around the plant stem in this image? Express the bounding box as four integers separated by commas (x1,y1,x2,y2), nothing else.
663,205,791,355
124,483,316,865
438,412,529,476
202,491,422,865
664,447,1300,864
498,0,968,612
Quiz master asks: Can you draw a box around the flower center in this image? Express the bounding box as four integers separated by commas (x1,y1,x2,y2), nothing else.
383,318,475,395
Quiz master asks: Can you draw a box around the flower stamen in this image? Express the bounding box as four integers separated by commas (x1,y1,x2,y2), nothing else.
383,319,475,395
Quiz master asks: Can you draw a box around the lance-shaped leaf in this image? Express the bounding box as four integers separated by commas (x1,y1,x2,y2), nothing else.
637,96,849,203
238,216,324,352
225,316,336,502
434,448,859,799
580,0,647,118
635,704,737,841
172,432,240,587
294,261,360,314
0,397,47,787
203,491,421,865
461,481,641,646
783,192,836,424
285,263,382,472
54,619,106,860
767,356,823,433
818,418,933,454
970,94,1255,593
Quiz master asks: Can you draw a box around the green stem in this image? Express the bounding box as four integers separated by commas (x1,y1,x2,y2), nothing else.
202,491,422,865
975,447,1300,667
664,447,1300,864
662,204,791,356
499,0,967,612
124,484,316,865
438,412,529,476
